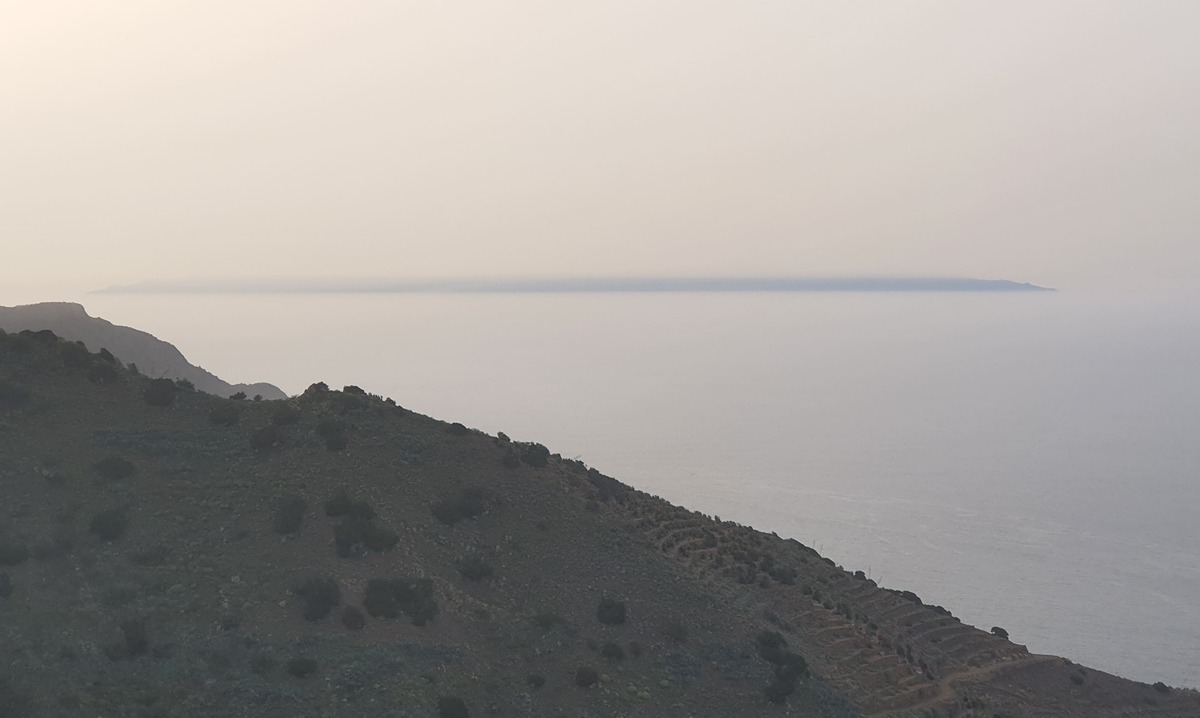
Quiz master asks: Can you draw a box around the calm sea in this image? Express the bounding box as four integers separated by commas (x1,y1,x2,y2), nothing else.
79,290,1200,688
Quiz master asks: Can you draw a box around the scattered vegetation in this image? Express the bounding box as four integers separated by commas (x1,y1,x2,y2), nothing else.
143,378,178,407
754,631,808,704
316,417,348,451
431,487,486,526
208,403,242,426
295,577,340,621
574,666,599,688
250,425,282,450
271,403,301,426
597,597,626,625
520,443,550,468
363,578,438,625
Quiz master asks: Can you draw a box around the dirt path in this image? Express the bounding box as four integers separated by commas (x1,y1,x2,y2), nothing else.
866,654,1060,717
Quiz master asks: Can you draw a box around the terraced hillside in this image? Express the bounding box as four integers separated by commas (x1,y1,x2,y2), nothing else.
0,327,1195,717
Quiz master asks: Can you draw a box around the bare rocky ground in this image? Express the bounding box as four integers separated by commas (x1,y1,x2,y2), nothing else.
1,328,1196,717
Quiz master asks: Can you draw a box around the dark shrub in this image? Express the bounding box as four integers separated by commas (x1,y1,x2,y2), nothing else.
764,677,795,704
93,455,135,480
526,674,545,690
755,631,788,663
208,403,242,426
334,517,397,557
273,496,307,534
342,606,366,630
89,362,120,383
991,626,1009,639
0,572,11,598
272,404,301,426
768,565,797,585
455,555,493,581
143,378,177,407
574,666,599,688
121,619,149,656
96,347,117,363
230,391,247,401
90,508,128,541
0,380,30,410
663,620,688,643
324,432,348,451
520,443,550,467
250,425,281,450
324,490,374,520
600,642,625,661
362,578,437,625
431,488,487,526
1153,681,1170,693
597,597,626,625
1070,673,1084,685
437,696,470,718
586,468,630,503
446,422,468,436
500,449,520,469
286,657,318,678
532,613,564,630
60,341,92,369
0,544,29,566
296,577,340,621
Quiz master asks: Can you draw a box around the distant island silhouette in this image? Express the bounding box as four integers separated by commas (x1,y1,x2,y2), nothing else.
98,277,1055,293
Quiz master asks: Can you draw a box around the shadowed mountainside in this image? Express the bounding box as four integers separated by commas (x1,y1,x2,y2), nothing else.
0,302,285,400
0,328,1192,717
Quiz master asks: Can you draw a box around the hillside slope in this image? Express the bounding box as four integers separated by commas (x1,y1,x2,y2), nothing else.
0,302,285,399
0,328,1194,717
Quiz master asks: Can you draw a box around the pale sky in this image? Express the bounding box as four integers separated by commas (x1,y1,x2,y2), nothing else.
2,1,1198,300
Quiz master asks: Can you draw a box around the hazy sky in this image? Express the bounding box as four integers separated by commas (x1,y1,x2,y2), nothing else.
2,1,1198,299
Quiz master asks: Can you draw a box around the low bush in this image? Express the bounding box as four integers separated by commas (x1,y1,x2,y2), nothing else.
575,666,599,688
93,455,135,480
765,678,795,704
90,508,128,541
334,517,397,556
286,657,318,678
1153,681,1170,693
208,403,242,426
437,696,470,718
500,449,520,469
991,626,1009,639
60,341,93,369
455,555,494,581
296,577,340,621
143,378,177,407
363,578,437,625
272,404,301,426
600,642,625,662
324,490,374,520
273,496,307,534
526,674,546,690
446,422,469,436
0,544,29,566
520,443,550,468
431,488,486,526
250,425,282,450
597,597,626,625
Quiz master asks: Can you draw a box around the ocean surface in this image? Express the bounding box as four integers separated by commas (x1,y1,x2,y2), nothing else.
78,290,1200,688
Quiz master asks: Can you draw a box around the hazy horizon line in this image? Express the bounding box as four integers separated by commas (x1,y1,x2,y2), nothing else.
95,276,1056,294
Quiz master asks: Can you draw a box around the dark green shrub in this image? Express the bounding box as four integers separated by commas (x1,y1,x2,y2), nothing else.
1153,681,1170,693
574,666,599,687
230,392,247,401
362,578,437,625
455,555,493,581
250,425,281,450
296,577,339,621
526,674,545,690
342,606,366,630
0,544,29,566
286,657,318,678
0,572,11,598
764,677,795,703
991,626,1009,639
90,508,128,541
97,348,117,363
273,496,307,534
249,653,275,675
597,597,626,625
175,379,195,391
93,455,135,480
600,642,625,661
208,403,242,426
60,341,92,369
324,490,374,520
334,517,397,556
520,443,550,467
1070,673,1084,685
143,378,177,407
500,449,520,469
88,362,119,383
447,422,469,436
121,619,149,656
438,696,470,718
272,403,301,426
431,488,486,526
